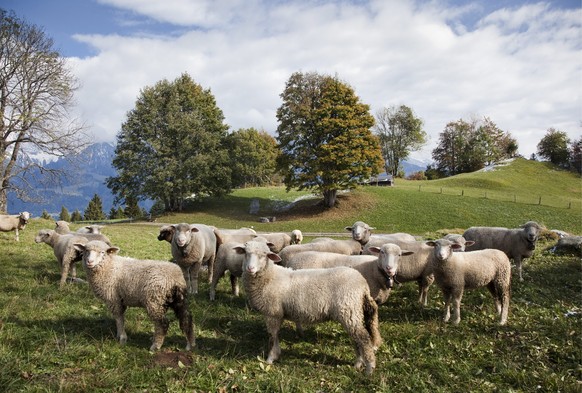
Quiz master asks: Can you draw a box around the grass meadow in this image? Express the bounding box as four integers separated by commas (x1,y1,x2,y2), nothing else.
0,158,580,392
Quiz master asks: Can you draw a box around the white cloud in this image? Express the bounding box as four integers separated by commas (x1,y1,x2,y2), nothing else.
68,0,581,160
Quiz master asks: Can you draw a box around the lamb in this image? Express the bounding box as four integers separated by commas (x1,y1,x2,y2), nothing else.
165,223,217,294
346,220,416,248
0,211,30,241
35,229,88,287
426,239,511,325
290,229,303,245
443,234,474,252
257,232,293,253
235,240,382,375
278,239,362,266
209,236,273,300
73,240,195,351
463,221,545,281
54,220,112,245
360,244,414,304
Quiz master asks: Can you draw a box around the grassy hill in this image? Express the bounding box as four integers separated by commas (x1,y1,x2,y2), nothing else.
156,157,581,236
0,157,580,392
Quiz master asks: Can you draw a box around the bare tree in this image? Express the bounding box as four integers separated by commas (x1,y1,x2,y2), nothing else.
0,9,88,212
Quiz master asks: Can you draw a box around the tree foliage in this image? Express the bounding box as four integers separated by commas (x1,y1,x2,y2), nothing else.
432,117,517,176
70,209,82,222
226,128,278,187
83,194,105,221
373,105,426,178
537,128,571,168
107,73,231,212
59,206,70,222
0,9,88,212
569,136,582,175
276,71,384,208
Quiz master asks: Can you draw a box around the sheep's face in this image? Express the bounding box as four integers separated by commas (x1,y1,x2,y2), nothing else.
346,221,373,243
173,223,195,248
522,222,542,248
34,229,52,243
20,212,30,225
235,241,281,276
75,241,119,269
427,240,462,262
371,244,414,277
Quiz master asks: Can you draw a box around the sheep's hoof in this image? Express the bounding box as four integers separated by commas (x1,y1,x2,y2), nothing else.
354,358,364,370
150,343,161,351
365,364,375,376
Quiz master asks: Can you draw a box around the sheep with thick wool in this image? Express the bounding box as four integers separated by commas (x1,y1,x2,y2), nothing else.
73,240,195,351
346,220,416,249
162,223,217,294
278,238,362,266
35,229,87,287
284,251,377,270
427,239,511,325
54,220,112,244
463,221,544,281
0,211,30,241
443,234,475,252
236,240,382,375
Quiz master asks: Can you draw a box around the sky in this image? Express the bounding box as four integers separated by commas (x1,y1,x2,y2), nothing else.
3,0,581,162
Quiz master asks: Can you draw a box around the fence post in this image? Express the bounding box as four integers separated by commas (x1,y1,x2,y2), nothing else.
461,189,464,196
538,196,542,205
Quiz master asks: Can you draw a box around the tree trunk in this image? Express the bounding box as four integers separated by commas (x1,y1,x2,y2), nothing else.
323,189,337,208
0,187,6,213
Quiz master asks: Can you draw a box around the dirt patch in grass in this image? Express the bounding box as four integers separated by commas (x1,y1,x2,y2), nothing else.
277,190,378,221
151,351,193,368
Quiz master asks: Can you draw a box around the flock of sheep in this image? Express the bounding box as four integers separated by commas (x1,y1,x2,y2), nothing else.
3,213,552,376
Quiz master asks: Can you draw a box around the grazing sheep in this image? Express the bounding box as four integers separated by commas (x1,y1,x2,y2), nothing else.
443,234,475,252
236,240,382,375
214,227,256,247
73,241,195,351
346,220,416,248
278,240,362,266
54,220,112,245
0,211,30,241
209,236,274,301
463,221,545,281
165,223,217,294
427,239,511,325
290,229,303,245
284,251,377,270
257,232,293,253
362,244,414,304
35,229,87,287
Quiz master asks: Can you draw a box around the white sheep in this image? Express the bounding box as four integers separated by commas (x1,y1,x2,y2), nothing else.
426,239,511,325
235,240,382,375
165,223,217,295
0,211,30,241
362,244,414,304
278,239,362,266
209,236,274,301
35,229,88,287
346,220,416,248
284,251,377,270
290,229,303,245
73,240,195,351
54,220,112,245
256,232,293,253
443,234,475,252
463,221,545,281
214,227,256,246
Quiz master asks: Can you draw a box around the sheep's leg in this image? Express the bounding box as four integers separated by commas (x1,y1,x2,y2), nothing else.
190,264,201,295
451,289,463,325
174,304,195,351
499,286,510,326
209,263,227,301
344,321,376,375
230,274,239,297
110,304,128,344
514,256,524,282
418,274,434,306
486,282,502,316
265,317,282,364
442,289,452,322
14,228,19,242
182,266,196,295
206,255,215,284
150,316,169,351
59,260,70,287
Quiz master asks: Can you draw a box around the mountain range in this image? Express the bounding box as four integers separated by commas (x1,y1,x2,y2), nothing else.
7,142,430,218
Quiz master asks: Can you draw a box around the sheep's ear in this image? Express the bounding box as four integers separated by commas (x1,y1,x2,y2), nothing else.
426,241,437,247
465,240,475,247
107,246,120,255
233,245,246,255
369,226,375,230
73,243,86,252
266,241,276,250
368,246,381,255
267,252,282,263
345,226,353,232
190,226,200,233
451,244,463,251
402,250,414,256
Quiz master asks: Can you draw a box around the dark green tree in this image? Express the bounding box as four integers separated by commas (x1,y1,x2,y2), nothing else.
276,71,384,208
83,194,106,221
59,206,70,221
373,105,426,178
537,128,571,167
41,209,51,220
124,196,142,219
106,73,231,212
569,137,582,174
226,128,278,187
70,209,82,222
